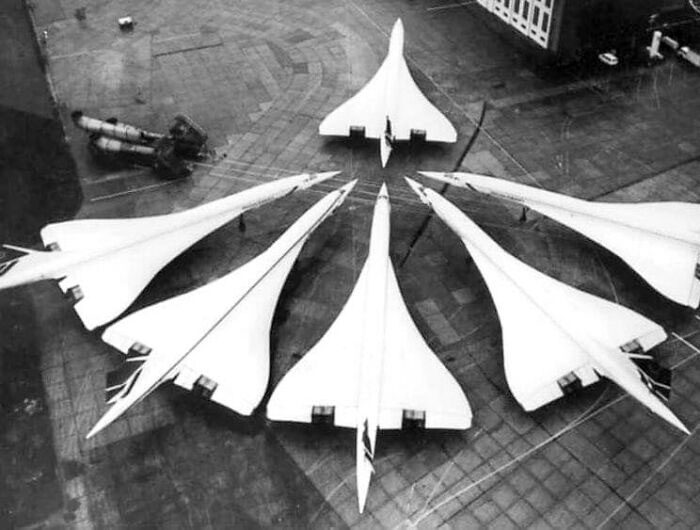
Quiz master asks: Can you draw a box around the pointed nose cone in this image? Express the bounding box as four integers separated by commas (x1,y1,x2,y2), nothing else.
450,172,501,192
392,18,404,38
404,176,430,205
378,182,389,201
418,170,472,190
86,407,119,439
419,171,525,199
388,18,405,58
299,170,341,190
338,179,357,200
418,170,449,183
327,179,356,214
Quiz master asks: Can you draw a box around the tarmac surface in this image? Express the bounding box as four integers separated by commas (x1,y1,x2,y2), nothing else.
5,0,700,527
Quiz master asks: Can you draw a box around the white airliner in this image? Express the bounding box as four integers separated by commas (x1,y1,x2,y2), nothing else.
86,181,356,439
406,177,689,434
267,183,472,513
319,19,457,168
420,171,700,308
0,171,338,330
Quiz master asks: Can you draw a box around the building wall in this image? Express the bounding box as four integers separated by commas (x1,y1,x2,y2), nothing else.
476,0,692,60
475,0,559,50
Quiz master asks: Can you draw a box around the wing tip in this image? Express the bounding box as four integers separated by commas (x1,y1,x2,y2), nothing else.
73,302,104,332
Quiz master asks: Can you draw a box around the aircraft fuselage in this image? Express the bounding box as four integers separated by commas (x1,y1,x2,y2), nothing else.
355,186,391,511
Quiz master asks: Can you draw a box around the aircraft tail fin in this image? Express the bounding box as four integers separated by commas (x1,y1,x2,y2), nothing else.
0,245,46,287
87,350,174,439
637,360,672,401
380,123,393,168
104,342,152,404
356,419,375,513
622,341,672,401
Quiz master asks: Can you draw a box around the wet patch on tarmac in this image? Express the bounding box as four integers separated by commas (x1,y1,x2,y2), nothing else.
81,406,346,528
0,105,82,244
0,0,82,527
0,290,62,527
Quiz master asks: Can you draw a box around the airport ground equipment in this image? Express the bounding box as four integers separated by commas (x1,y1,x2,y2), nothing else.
72,111,209,178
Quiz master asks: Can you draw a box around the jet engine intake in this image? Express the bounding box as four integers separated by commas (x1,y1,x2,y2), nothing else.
557,372,583,395
311,405,335,425
66,285,84,304
402,409,426,429
349,126,366,140
192,375,218,399
410,129,426,142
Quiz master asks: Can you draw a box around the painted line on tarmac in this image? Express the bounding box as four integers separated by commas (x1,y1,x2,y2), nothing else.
426,1,476,12
90,181,177,202
596,425,697,529
672,331,700,357
408,334,700,527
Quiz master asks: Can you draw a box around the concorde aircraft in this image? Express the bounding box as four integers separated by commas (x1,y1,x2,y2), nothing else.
420,171,700,308
266,184,472,513
86,181,356,439
319,19,457,168
0,171,337,330
406,177,689,434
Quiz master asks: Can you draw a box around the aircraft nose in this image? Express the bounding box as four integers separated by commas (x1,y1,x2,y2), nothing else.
302,171,340,189
339,179,358,199
404,176,428,203
418,170,445,181
378,182,389,200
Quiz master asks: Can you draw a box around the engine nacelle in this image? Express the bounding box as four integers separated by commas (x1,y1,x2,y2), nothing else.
192,375,218,399
311,405,335,425
410,129,426,143
557,372,582,395
402,409,426,429
65,285,84,304
349,126,366,140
